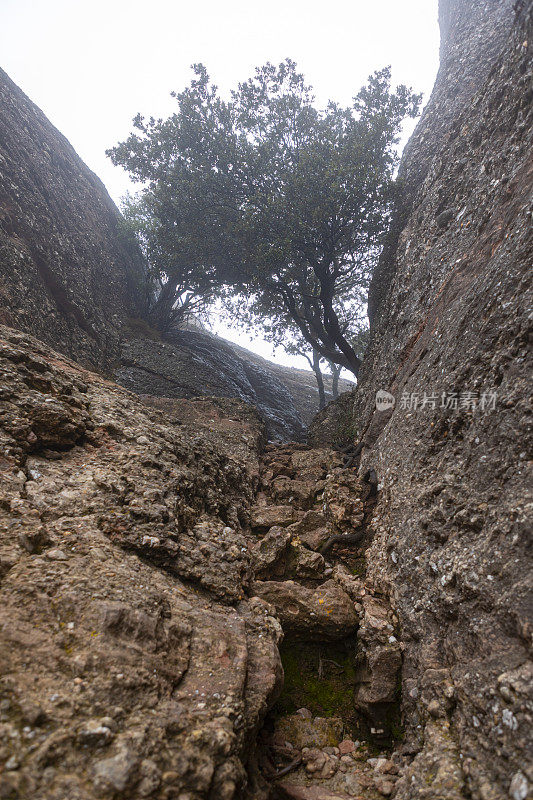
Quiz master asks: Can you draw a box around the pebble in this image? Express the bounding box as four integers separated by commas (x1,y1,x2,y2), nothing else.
45,548,67,561
509,772,529,800
427,699,442,718
339,738,356,754
375,779,395,796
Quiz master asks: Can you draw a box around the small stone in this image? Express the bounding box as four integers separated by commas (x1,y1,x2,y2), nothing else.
138,759,161,797
92,748,138,792
339,738,356,754
78,718,115,747
162,771,180,784
5,756,19,771
427,699,442,718
45,548,67,561
375,778,395,796
375,759,398,775
509,771,528,800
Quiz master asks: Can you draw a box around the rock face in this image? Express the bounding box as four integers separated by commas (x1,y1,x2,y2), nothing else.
0,68,146,370
331,2,532,798
117,329,307,441
222,338,354,427
0,324,284,800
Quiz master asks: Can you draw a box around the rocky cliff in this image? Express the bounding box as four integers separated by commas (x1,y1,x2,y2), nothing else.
322,1,533,797
0,68,146,370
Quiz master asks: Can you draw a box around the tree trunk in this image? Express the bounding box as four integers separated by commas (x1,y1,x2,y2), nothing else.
312,349,326,411
272,277,361,376
328,361,341,399
318,277,361,376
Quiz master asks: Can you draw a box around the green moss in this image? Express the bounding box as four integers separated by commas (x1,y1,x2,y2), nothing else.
273,640,358,726
350,557,366,577
389,721,404,741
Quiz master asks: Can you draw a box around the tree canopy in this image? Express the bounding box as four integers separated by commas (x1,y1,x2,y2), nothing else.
108,60,420,374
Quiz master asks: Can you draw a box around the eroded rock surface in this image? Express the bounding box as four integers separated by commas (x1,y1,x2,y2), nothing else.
318,1,533,797
0,69,145,370
117,331,307,442
0,325,285,800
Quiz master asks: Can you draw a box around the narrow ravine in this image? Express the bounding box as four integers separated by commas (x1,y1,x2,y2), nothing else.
247,444,404,799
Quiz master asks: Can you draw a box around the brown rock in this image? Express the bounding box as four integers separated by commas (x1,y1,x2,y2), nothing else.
0,327,282,800
338,739,356,754
270,476,318,509
288,509,331,552
252,580,358,640
251,525,292,577
250,504,296,531
274,715,343,749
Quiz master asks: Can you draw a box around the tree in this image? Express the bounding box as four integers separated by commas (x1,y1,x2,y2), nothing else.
221,289,365,410
119,193,222,332
108,60,420,374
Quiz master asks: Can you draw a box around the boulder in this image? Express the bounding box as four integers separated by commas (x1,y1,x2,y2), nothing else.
252,580,358,641
251,505,297,531
288,510,331,552
251,526,292,577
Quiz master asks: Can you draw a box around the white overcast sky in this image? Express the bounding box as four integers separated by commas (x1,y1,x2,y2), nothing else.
0,0,439,371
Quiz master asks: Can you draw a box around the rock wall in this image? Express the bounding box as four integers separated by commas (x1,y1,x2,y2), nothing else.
0,68,146,370
0,324,403,799
349,1,533,797
0,324,284,800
